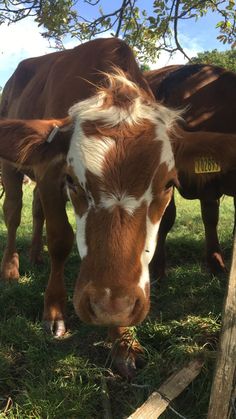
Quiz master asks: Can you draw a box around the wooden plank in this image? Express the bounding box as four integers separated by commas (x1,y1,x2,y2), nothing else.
207,236,236,419
127,359,203,419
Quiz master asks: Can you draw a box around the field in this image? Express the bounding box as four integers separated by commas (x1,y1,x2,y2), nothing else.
0,185,234,419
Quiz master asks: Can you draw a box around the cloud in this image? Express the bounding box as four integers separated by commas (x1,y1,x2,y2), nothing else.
0,18,204,87
0,18,78,86
149,33,204,69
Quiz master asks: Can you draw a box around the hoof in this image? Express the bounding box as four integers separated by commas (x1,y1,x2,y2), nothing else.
1,253,20,280
149,265,166,283
29,252,43,265
44,319,66,337
111,336,144,379
207,252,228,275
113,353,137,379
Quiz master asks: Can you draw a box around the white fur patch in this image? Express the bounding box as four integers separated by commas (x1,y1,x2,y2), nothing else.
100,192,141,215
138,196,171,295
139,218,160,295
75,212,88,259
69,92,158,130
67,120,115,183
138,265,150,296
67,74,180,187
142,218,161,265
100,185,153,215
158,128,175,171
154,104,182,171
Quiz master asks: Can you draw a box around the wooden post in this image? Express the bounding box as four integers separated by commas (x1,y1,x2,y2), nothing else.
207,235,236,419
127,359,203,419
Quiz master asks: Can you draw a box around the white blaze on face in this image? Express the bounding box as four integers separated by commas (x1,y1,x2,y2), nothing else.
75,212,88,259
138,104,181,291
142,218,161,265
138,189,172,296
139,217,161,295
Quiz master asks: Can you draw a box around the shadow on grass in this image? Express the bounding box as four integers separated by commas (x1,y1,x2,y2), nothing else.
0,315,110,418
0,204,233,418
165,234,233,272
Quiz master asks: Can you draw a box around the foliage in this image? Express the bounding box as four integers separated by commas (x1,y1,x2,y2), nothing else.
190,49,236,71
140,63,151,72
0,1,235,61
0,185,234,418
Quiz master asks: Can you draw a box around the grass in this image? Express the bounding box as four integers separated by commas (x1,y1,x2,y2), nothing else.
0,185,234,419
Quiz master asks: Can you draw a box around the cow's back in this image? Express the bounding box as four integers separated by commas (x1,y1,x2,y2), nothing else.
0,49,64,118
145,64,236,134
1,38,150,120
144,65,182,93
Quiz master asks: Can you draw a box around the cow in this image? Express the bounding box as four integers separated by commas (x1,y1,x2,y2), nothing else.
145,64,236,278
1,39,236,377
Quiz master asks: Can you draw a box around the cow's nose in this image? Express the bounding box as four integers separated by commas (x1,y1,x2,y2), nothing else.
74,284,150,326
88,294,139,324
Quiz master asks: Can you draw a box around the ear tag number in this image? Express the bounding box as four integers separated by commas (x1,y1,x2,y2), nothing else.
195,157,221,174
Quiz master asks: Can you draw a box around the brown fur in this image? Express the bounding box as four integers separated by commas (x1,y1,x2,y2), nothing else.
1,43,236,376
145,64,236,276
0,39,168,375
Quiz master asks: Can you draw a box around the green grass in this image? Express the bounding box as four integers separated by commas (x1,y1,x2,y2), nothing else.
0,186,234,418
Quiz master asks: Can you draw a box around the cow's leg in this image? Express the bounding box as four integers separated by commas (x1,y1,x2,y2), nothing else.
108,326,144,379
0,162,23,280
29,186,45,264
149,195,176,280
233,197,236,236
200,199,226,273
37,168,74,336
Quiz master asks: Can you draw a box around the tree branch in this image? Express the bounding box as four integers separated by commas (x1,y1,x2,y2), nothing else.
115,0,130,37
173,0,191,61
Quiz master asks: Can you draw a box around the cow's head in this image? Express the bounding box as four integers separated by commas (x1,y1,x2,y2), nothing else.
64,70,180,326
1,69,234,327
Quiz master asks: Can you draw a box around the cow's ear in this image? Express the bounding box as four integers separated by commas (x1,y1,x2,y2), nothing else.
172,128,236,174
0,116,73,167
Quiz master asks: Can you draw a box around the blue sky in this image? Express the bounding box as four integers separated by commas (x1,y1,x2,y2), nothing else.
0,1,229,88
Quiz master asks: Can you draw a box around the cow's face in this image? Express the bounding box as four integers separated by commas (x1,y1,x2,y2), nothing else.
66,72,179,326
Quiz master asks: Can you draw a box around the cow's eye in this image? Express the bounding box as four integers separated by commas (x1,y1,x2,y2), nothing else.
165,179,175,191
66,174,74,186
66,174,80,193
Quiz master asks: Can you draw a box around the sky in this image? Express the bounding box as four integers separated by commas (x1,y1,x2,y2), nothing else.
0,1,229,88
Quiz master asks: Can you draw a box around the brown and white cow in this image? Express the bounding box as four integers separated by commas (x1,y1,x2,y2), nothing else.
145,64,236,277
1,39,236,376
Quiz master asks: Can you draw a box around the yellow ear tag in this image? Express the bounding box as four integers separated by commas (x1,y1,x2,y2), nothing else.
195,157,221,174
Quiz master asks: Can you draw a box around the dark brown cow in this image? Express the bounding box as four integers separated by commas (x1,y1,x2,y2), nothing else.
1,41,236,376
145,64,236,277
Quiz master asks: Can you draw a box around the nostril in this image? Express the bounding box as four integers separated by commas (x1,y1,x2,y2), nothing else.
131,297,141,317
87,298,97,319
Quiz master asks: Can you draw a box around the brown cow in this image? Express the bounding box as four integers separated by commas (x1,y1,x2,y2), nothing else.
145,64,236,277
1,40,236,376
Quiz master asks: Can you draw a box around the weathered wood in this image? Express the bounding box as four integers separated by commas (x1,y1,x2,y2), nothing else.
227,383,236,419
207,235,236,419
101,376,113,419
127,359,204,419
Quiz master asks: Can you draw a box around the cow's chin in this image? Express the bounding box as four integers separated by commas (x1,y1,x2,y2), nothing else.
73,280,150,327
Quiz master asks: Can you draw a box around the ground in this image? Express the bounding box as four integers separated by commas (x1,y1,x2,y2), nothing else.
0,185,234,418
